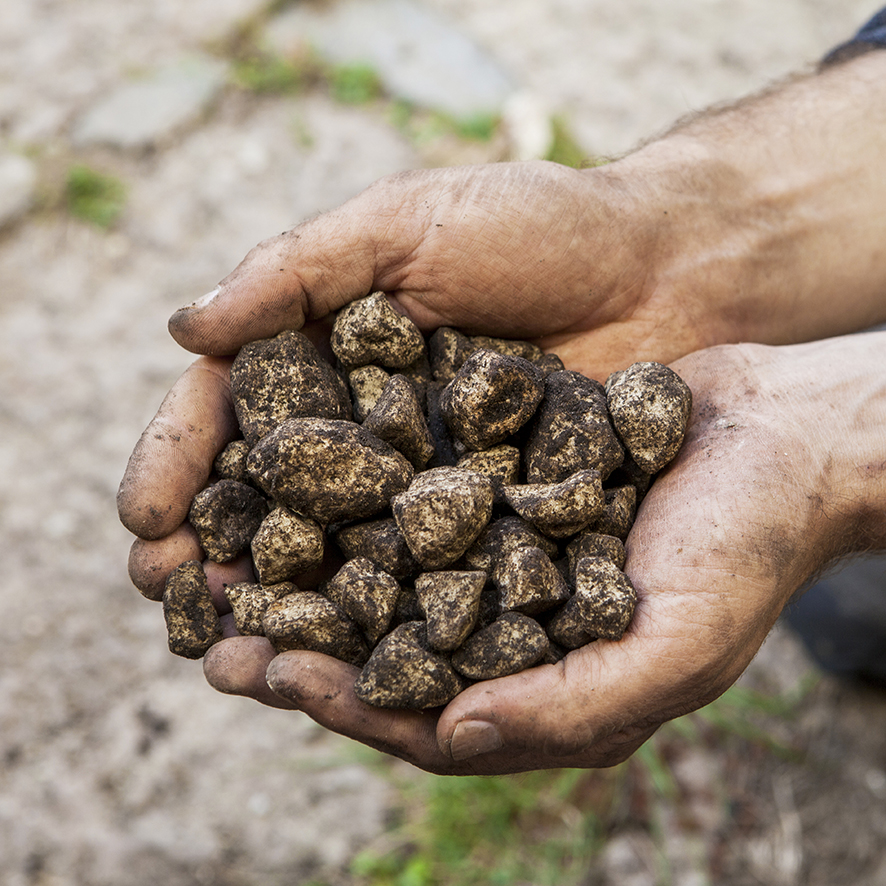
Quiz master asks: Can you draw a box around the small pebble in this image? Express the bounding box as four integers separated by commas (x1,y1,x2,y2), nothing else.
163,561,223,659
451,612,549,680
354,621,467,709
188,479,268,563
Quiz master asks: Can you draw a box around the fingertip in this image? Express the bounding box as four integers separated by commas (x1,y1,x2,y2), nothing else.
117,356,239,540
128,523,202,601
204,636,298,710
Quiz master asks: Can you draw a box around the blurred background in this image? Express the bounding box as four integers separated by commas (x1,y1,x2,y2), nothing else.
1,0,885,883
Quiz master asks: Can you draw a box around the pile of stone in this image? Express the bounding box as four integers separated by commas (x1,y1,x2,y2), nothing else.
163,292,692,709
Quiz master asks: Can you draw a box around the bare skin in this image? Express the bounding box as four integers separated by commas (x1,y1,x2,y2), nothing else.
118,51,886,773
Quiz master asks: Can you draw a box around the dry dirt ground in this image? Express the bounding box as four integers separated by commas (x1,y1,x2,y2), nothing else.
1,1,885,884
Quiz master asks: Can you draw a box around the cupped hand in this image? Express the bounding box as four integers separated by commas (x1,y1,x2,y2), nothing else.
165,160,719,381
123,330,886,774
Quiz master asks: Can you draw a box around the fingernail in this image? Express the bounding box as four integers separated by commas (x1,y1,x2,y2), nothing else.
180,286,220,312
448,720,503,761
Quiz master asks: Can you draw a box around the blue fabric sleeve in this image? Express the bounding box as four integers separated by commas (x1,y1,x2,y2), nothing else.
822,8,886,66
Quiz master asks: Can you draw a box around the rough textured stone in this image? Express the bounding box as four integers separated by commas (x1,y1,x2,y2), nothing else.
231,330,352,445
213,439,252,483
425,381,460,467
248,418,414,525
462,515,559,574
251,507,325,585
441,349,544,451
469,335,543,363
525,370,624,483
392,467,494,569
362,374,435,469
188,479,268,563
330,291,425,369
566,532,626,577
591,485,637,540
494,545,571,615
262,591,370,666
354,621,467,710
502,469,604,538
534,352,566,377
606,361,692,474
323,557,400,645
334,518,421,579
415,570,486,651
162,561,223,659
546,557,637,647
224,581,295,636
428,326,477,382
348,365,391,422
457,445,521,498
451,612,549,679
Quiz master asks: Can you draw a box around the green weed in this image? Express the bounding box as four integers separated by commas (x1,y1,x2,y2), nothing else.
231,52,305,94
545,117,595,168
65,164,127,228
350,767,615,886
330,63,383,105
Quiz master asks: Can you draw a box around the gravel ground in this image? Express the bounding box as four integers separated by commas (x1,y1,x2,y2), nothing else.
1,1,884,883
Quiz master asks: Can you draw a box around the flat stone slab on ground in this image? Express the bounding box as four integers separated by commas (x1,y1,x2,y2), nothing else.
264,0,514,118
0,151,37,227
72,56,228,149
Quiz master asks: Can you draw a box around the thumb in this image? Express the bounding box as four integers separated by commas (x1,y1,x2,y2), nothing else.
167,176,434,356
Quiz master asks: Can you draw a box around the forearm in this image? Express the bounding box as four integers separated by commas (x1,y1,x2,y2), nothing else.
598,50,886,349
801,330,886,557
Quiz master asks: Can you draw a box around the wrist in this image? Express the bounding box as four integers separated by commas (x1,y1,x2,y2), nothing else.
601,51,886,352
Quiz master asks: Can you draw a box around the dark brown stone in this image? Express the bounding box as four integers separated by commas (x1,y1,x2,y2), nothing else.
348,365,390,422
524,370,624,483
462,515,559,574
428,326,477,382
606,361,692,474
224,581,295,636
251,507,325,585
362,374,435,469
441,349,544,451
188,479,268,563
392,467,494,570
354,621,467,709
213,439,251,483
591,485,637,540
330,291,425,369
494,545,571,615
451,612,549,679
502,469,604,538
163,561,223,659
565,532,626,578
262,591,370,666
457,445,520,499
334,518,421,579
415,570,486,651
230,330,352,445
546,557,637,647
323,557,400,645
247,418,414,525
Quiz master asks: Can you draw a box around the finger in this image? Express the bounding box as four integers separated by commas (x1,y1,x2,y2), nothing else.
204,554,256,614
204,636,298,710
167,179,428,356
117,356,239,540
265,650,457,773
128,523,202,601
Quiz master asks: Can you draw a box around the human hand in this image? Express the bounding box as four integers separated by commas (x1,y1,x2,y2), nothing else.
120,331,886,772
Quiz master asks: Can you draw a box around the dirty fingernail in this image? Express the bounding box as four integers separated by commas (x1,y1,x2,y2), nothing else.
180,286,220,312
448,720,503,761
